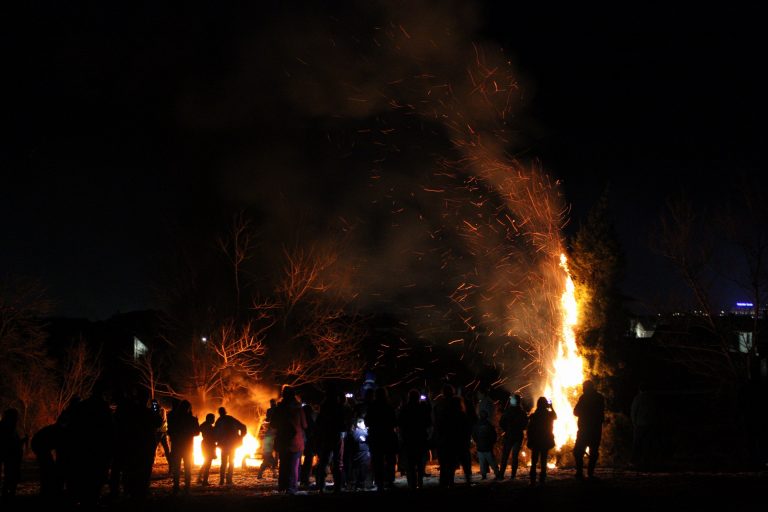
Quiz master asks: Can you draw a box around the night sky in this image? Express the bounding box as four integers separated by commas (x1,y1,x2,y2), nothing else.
3,2,765,320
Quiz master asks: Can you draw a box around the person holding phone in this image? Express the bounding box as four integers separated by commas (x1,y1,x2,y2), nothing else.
526,396,557,486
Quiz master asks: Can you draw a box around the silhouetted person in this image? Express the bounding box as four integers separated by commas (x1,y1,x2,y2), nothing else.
197,413,217,485
527,396,556,486
61,384,115,507
214,406,246,485
108,388,131,500
366,386,398,491
55,395,80,488
473,409,501,480
433,384,462,488
630,383,657,470
499,393,527,479
348,415,371,489
109,386,159,501
273,386,307,495
573,380,605,480
299,401,317,487
167,399,199,494
0,408,26,500
476,386,495,426
107,389,128,500
455,392,474,486
398,389,431,489
154,405,171,464
315,384,349,493
31,422,63,500
257,399,278,479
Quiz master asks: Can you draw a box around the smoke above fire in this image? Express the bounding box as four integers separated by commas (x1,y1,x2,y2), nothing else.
173,1,571,397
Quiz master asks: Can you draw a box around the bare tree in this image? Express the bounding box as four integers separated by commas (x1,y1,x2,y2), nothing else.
277,307,365,387
716,177,768,378
184,317,270,407
10,365,56,438
158,215,365,410
211,317,270,394
0,277,51,373
0,276,53,433
652,195,738,381
218,211,256,311
55,337,102,418
125,346,163,400
266,243,365,387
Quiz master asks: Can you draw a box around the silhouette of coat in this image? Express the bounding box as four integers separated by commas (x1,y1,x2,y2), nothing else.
574,387,605,443
472,416,497,452
526,407,556,451
0,408,25,498
215,413,246,449
500,403,528,444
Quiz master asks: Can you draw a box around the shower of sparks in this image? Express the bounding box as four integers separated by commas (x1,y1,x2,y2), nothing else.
353,27,586,427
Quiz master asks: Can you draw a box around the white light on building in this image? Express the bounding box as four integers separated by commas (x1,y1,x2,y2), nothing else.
133,336,148,360
737,332,753,353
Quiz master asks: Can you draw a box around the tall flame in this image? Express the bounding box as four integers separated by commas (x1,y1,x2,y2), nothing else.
543,254,585,449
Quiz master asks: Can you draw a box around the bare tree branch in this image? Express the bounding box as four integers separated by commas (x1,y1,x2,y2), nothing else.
56,338,101,417
218,211,256,310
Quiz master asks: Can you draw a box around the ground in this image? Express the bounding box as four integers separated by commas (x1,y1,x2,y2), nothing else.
8,458,767,511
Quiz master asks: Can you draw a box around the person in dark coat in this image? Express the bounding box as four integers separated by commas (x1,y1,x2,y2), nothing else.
61,385,116,506
167,399,200,494
475,386,496,426
0,408,26,500
273,386,307,495
526,396,557,486
573,380,605,480
197,413,217,486
472,409,501,480
366,387,398,491
31,422,63,500
432,384,462,488
498,393,528,479
455,393,474,486
109,386,160,502
214,406,247,486
398,389,432,489
348,415,371,489
314,385,349,493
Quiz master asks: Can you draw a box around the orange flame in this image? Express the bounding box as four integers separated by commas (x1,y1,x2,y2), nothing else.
192,429,262,468
543,254,585,449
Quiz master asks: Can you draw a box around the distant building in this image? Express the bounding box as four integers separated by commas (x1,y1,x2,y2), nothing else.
629,317,657,338
626,308,767,378
730,301,768,318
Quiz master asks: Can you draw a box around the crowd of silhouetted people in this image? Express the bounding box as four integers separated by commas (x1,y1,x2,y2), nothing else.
258,378,606,492
0,379,613,505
